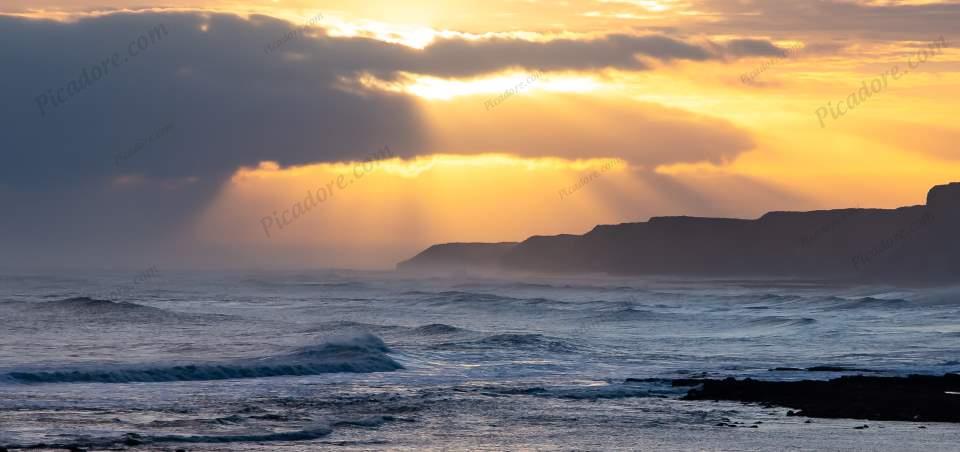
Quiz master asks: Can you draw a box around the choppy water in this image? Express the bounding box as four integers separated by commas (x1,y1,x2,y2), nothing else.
1,270,959,451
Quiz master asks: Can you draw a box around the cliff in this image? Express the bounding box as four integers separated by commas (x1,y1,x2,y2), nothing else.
398,183,960,283
396,242,519,273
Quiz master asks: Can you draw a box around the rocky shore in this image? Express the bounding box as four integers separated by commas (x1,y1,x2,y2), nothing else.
674,374,960,423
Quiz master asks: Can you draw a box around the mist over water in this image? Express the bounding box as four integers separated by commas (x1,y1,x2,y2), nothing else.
2,270,959,450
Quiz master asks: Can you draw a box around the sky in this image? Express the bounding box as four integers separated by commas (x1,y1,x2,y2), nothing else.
1,0,958,270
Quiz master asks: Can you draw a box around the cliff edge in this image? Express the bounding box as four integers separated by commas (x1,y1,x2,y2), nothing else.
398,183,960,283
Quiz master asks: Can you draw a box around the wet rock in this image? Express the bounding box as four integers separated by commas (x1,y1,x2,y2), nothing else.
770,366,880,373
677,374,960,423
805,366,878,373
122,433,145,446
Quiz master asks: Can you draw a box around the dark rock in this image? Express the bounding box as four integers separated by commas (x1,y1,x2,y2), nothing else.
671,378,708,387
806,366,878,373
678,373,960,423
399,182,960,283
625,377,664,383
397,242,518,273
122,433,145,446
926,182,960,212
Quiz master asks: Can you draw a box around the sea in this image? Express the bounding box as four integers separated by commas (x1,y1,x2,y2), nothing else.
1,269,959,451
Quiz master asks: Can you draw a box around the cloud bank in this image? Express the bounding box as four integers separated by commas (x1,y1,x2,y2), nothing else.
0,10,767,268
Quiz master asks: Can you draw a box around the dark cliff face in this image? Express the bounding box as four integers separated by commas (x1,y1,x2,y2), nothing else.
927,182,960,210
399,183,960,282
501,207,940,280
397,242,518,273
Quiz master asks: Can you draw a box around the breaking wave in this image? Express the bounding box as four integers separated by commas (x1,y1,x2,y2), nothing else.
5,333,402,384
15,296,227,323
37,296,169,314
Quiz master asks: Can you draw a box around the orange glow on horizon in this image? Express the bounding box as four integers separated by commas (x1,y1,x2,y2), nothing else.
196,154,639,268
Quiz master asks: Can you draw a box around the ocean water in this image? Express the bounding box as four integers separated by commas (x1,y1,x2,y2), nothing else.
1,270,959,451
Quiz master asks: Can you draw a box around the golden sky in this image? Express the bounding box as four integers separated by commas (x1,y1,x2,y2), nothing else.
3,0,958,268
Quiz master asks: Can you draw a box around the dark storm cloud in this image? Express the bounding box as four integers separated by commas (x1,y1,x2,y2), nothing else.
720,39,788,58
404,34,712,76
0,11,767,267
0,12,427,192
0,11,429,266
362,31,790,79
0,11,776,191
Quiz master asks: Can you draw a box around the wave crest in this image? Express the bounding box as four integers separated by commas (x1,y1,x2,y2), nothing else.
40,296,166,313
6,333,402,384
